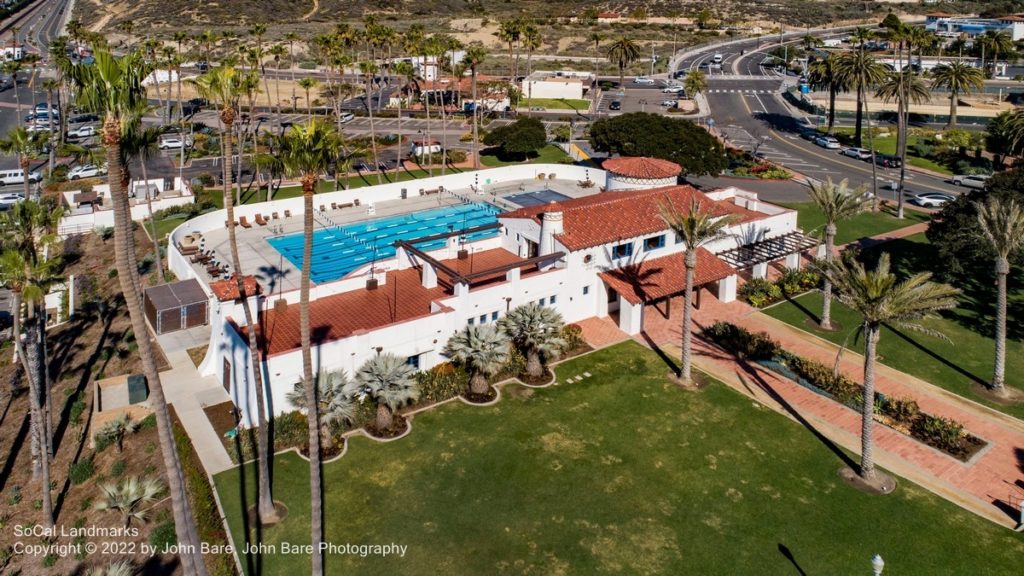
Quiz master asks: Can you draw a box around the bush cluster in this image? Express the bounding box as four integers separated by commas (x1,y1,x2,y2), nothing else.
738,267,819,307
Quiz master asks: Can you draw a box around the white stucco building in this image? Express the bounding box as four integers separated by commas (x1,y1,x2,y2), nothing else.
521,71,591,101
165,160,814,426
59,177,196,236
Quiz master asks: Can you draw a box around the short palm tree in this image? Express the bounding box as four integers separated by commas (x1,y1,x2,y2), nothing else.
808,178,872,330
286,370,356,444
445,324,510,395
605,37,640,94
683,69,707,103
822,253,958,485
0,126,47,200
876,70,930,218
461,47,487,170
352,353,420,431
975,197,1024,396
659,199,733,382
96,413,140,453
87,561,135,576
498,303,565,378
807,55,847,134
930,62,985,129
297,76,320,120
95,476,164,528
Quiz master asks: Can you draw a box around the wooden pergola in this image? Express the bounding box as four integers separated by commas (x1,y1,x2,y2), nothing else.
716,232,819,270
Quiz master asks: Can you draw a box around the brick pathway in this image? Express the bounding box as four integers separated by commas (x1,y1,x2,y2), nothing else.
638,295,1024,527
838,221,930,252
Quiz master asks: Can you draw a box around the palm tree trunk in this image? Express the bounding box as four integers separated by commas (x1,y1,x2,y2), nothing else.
375,403,394,431
820,228,835,330
23,310,52,528
471,68,480,170
827,85,837,133
46,89,55,175
300,175,324,575
992,259,1008,393
424,86,435,177
853,97,863,148
439,87,449,176
859,323,879,480
13,70,22,118
21,156,31,202
864,91,879,211
396,90,404,178
103,122,207,576
141,161,164,282
948,88,958,129
469,371,488,395
896,102,908,219
365,78,383,185
525,349,543,378
681,251,696,381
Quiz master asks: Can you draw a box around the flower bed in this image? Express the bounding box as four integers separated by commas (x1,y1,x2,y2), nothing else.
702,321,986,461
739,267,820,307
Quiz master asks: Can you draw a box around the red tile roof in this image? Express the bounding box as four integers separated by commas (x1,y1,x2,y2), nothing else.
209,275,261,301
245,248,533,356
602,157,681,179
598,248,733,305
500,185,764,251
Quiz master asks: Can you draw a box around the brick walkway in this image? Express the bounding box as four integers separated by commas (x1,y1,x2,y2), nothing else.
637,294,1024,527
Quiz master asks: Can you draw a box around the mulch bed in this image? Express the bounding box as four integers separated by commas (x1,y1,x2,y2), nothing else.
462,387,498,404
517,369,555,386
364,414,409,439
298,437,346,459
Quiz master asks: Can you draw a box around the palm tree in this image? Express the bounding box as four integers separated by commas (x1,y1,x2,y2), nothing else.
807,55,846,134
352,353,420,431
269,44,288,119
834,49,887,148
979,30,1013,77
285,370,356,445
930,62,985,129
683,69,707,102
392,60,415,175
876,70,930,219
297,77,319,119
41,78,59,175
605,37,640,95
70,49,207,575
975,198,1024,396
1,60,22,118
249,23,272,111
95,477,164,528
87,560,135,576
189,65,279,527
498,303,565,378
496,19,521,80
986,111,1020,169
0,127,47,200
522,24,542,102
95,414,140,453
269,120,340,574
659,198,733,382
444,324,510,395
807,178,871,330
357,62,383,184
461,47,487,170
122,125,165,280
588,32,603,110
823,253,958,485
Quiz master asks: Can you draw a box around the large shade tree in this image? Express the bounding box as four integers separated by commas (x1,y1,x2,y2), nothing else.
589,113,726,176
823,253,958,487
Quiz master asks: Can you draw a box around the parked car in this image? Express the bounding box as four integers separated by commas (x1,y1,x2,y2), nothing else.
609,100,622,111
158,134,193,150
909,193,956,208
67,124,97,139
68,113,100,125
633,76,655,85
0,192,24,209
340,112,355,123
195,61,209,72
0,169,43,185
815,136,841,149
951,174,990,189
874,153,902,168
799,128,819,141
662,85,684,93
68,164,108,180
842,147,872,160
660,99,677,107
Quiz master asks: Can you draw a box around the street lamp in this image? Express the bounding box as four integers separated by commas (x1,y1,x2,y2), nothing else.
871,554,885,576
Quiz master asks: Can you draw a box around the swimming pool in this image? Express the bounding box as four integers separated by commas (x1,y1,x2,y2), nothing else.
504,189,572,207
267,203,502,283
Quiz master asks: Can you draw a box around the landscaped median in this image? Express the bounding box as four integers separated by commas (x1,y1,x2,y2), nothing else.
212,341,1023,575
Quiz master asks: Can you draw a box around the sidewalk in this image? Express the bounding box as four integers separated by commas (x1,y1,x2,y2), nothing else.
160,349,235,475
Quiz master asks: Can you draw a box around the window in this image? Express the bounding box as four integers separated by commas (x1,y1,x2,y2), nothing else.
538,297,546,306
406,354,420,369
612,242,633,258
583,285,590,295
479,314,487,324
491,311,499,321
549,295,557,304
644,235,666,251
468,317,475,325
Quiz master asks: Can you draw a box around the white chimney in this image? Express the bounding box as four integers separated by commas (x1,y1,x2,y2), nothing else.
539,208,563,256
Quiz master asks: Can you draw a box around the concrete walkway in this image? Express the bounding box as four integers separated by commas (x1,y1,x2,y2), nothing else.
160,349,235,475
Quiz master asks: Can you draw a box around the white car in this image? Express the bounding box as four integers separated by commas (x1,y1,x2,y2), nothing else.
68,164,107,180
842,147,872,160
662,85,684,93
815,136,841,149
909,193,956,208
633,76,655,85
340,112,355,123
951,174,990,189
660,99,677,107
0,192,24,209
158,135,193,150
67,124,97,139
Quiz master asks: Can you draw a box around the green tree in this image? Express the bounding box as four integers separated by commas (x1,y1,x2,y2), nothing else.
975,197,1024,396
95,477,164,528
358,61,383,185
807,178,872,330
985,111,1020,169
822,253,958,487
605,37,640,94
807,55,847,134
69,50,207,575
930,62,985,129
352,353,420,431
297,76,320,120
588,113,726,176
498,303,565,378
682,69,707,101
588,32,603,109
482,117,547,160
659,199,733,382
979,30,1013,76
445,325,510,395
461,47,488,170
392,60,416,174
834,49,887,148
95,414,140,453
875,70,930,219
286,370,356,445
0,127,47,200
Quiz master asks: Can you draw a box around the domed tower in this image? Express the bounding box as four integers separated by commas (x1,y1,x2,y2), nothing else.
602,157,682,191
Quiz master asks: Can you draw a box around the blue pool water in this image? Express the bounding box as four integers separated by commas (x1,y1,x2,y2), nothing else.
267,203,502,283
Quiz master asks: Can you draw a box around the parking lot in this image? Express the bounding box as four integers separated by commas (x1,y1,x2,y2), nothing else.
594,79,690,115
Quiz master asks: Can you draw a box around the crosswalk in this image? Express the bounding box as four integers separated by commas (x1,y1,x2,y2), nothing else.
708,89,779,94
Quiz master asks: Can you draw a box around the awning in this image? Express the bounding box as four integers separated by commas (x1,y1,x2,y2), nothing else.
599,248,734,305
716,232,819,270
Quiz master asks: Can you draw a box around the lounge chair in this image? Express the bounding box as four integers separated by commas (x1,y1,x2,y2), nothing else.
284,210,291,218
239,216,252,228
320,204,326,212
272,212,279,220
255,214,268,226
331,202,338,210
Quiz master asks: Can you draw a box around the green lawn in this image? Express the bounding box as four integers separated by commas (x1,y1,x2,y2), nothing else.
781,202,930,245
823,128,952,175
519,98,591,111
764,233,1024,419
480,144,571,168
215,342,1023,575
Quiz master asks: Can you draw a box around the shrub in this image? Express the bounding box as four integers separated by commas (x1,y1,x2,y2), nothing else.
98,227,115,241
882,396,920,426
7,485,21,505
702,322,779,360
68,458,95,485
911,414,966,453
738,278,782,307
446,149,468,163
415,362,468,405
149,520,176,551
110,460,127,478
560,324,586,353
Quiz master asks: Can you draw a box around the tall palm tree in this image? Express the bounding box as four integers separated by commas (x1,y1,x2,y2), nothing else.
269,120,340,575
122,125,165,281
285,370,356,445
249,23,272,110
189,65,280,527
297,77,319,120
95,476,164,528
498,303,565,378
986,111,1021,169
69,49,207,576
0,127,47,200
444,324,510,395
659,199,733,382
357,61,383,184
807,55,846,134
930,62,985,129
522,25,542,102
40,78,60,175
807,178,871,330
979,30,1013,77
351,353,420,431
461,47,487,170
496,19,521,80
392,60,415,175
822,253,958,485
975,198,1024,396
835,49,887,148
269,44,288,120
588,32,603,110
605,37,640,95
876,70,930,219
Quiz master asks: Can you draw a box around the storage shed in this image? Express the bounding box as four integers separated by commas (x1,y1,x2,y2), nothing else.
143,279,208,334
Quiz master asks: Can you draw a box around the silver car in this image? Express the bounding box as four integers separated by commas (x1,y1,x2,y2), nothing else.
951,174,990,189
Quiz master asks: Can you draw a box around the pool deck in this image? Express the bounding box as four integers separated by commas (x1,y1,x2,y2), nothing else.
183,178,595,293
